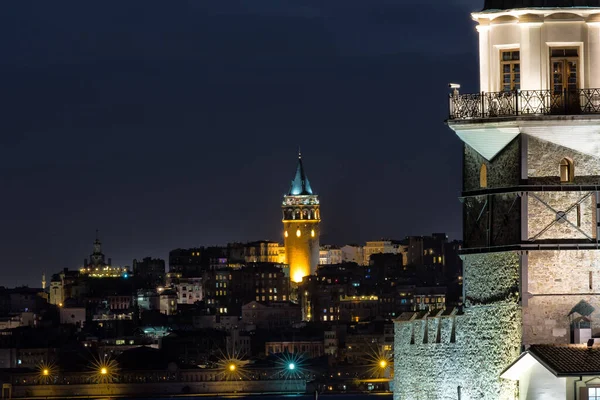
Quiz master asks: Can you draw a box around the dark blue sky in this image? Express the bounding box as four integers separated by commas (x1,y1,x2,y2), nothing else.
1,0,481,287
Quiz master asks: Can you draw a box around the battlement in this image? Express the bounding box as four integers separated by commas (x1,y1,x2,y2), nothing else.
394,308,461,346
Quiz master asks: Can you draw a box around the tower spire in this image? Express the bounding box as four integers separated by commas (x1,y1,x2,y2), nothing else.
288,151,313,195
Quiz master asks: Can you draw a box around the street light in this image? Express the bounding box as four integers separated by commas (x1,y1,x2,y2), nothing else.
379,360,387,369
42,369,49,376
100,367,108,375
288,363,295,370
228,364,236,372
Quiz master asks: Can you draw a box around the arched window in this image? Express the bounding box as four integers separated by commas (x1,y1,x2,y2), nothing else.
560,158,574,183
479,164,487,188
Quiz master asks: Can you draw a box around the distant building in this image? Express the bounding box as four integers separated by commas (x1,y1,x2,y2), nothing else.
344,323,394,363
168,247,230,277
241,301,301,331
265,338,324,359
159,290,177,315
339,295,379,323
174,277,203,305
49,268,82,306
363,240,404,266
133,257,165,287
341,245,364,265
319,245,342,265
244,241,283,263
79,233,130,278
59,305,86,327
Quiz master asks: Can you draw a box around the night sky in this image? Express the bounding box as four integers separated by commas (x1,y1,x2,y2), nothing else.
1,0,482,287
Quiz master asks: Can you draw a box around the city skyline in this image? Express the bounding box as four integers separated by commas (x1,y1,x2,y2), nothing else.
1,0,481,287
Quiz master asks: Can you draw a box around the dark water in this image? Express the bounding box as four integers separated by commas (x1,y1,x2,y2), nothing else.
93,394,393,400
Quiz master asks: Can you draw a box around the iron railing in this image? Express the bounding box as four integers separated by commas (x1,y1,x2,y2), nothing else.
449,88,600,120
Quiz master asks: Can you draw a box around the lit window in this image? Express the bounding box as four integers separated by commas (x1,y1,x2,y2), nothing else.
296,229,301,237
589,388,600,400
500,49,520,92
311,229,315,237
560,158,574,183
480,164,487,188
284,231,288,238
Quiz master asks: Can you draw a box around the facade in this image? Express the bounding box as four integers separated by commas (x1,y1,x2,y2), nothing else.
133,257,165,287
341,245,364,265
174,277,203,305
282,152,320,283
319,245,343,265
79,234,129,278
363,240,403,266
339,295,379,323
241,301,301,330
265,340,324,359
395,1,600,399
244,241,283,263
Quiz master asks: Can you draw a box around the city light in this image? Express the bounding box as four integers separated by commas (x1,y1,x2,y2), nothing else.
37,362,56,384
363,346,393,378
91,355,119,383
216,348,248,381
274,351,305,380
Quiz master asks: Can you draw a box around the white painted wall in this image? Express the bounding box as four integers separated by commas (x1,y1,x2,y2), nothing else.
520,361,567,400
473,10,600,92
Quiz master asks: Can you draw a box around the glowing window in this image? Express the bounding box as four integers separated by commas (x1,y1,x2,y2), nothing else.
284,231,288,238
296,229,301,237
560,158,573,183
500,49,520,92
480,164,487,188
311,229,315,237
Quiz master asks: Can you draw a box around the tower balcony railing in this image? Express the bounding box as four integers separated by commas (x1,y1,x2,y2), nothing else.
448,88,600,120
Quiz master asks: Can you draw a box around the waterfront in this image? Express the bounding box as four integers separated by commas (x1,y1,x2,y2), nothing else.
92,395,393,400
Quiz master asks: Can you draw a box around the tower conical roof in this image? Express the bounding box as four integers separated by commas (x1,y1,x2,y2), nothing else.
483,0,600,10
288,152,314,196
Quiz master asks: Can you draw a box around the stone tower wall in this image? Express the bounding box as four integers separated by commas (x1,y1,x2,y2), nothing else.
394,252,521,400
283,220,319,282
463,137,521,191
523,250,600,344
527,136,600,185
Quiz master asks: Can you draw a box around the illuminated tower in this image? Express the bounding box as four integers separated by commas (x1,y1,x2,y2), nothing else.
394,1,600,399
282,152,320,283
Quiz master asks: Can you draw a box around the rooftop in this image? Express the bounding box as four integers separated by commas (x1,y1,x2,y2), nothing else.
288,151,314,196
483,0,600,10
527,344,600,376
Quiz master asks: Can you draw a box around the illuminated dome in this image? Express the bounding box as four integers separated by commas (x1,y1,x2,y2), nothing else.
483,0,600,10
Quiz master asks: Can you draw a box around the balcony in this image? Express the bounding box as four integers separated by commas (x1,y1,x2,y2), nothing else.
448,89,600,121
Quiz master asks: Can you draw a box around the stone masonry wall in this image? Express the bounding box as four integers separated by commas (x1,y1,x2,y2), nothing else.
527,191,596,240
394,252,521,400
464,137,520,192
527,136,600,185
523,250,600,344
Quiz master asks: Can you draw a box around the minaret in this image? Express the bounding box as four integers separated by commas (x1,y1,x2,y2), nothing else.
394,1,600,398
282,151,320,283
